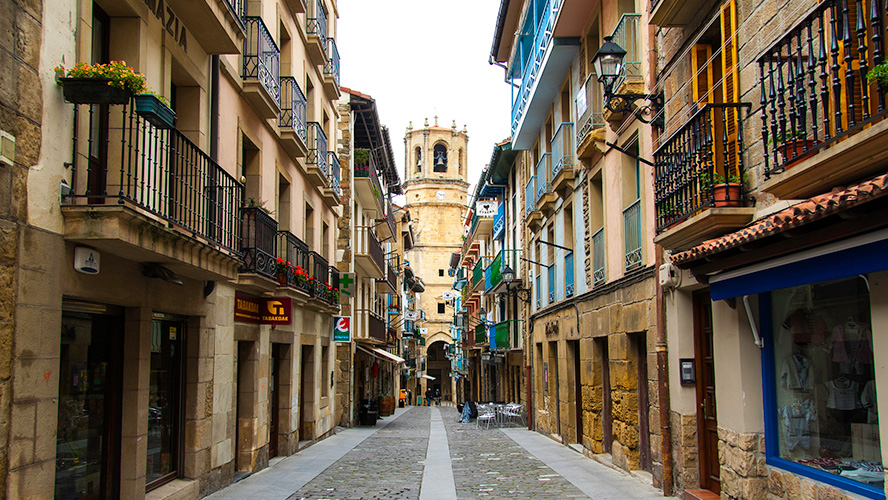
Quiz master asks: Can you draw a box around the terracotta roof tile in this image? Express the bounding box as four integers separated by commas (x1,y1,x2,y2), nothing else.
672,171,888,265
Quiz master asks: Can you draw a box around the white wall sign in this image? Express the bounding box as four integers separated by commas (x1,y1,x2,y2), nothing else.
476,201,498,218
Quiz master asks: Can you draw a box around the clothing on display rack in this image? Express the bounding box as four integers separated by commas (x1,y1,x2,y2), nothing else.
779,399,817,451
825,377,862,411
780,354,813,391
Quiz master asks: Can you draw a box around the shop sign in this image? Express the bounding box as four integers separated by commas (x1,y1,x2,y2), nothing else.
476,201,498,218
404,310,419,321
333,316,351,342
143,0,190,52
338,272,355,304
234,291,292,325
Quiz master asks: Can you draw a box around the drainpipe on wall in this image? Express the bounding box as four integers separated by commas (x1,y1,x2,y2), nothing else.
650,19,674,496
210,56,219,162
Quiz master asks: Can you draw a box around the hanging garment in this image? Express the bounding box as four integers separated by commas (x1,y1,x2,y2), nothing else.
825,378,862,410
860,380,878,424
779,399,817,451
779,354,812,391
783,309,828,344
828,324,873,370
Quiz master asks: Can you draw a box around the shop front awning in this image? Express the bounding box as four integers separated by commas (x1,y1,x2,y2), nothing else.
357,345,405,364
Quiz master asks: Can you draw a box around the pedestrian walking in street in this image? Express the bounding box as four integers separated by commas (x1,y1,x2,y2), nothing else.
434,388,441,406
425,388,432,406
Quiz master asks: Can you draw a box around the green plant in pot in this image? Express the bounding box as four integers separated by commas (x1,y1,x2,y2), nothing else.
868,60,888,91
56,61,147,105
711,170,745,207
769,129,814,168
354,149,370,176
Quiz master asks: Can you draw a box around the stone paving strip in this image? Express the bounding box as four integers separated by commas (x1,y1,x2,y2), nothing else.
419,407,457,500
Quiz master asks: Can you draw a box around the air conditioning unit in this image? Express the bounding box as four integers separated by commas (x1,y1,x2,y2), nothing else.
658,263,680,289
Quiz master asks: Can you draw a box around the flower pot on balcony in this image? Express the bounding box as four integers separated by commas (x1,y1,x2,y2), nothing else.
777,139,815,169
60,78,132,105
134,94,176,129
712,183,742,207
277,272,287,285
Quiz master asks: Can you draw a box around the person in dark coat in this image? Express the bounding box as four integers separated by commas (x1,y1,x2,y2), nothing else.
425,388,432,406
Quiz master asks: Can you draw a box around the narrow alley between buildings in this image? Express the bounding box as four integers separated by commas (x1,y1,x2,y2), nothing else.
204,406,665,500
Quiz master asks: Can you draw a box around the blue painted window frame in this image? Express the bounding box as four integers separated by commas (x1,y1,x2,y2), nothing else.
760,290,885,500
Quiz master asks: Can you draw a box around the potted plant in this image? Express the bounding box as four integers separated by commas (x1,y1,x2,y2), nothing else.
56,61,147,105
711,171,744,207
275,258,291,285
770,130,814,169
867,60,888,91
134,91,176,129
354,149,370,175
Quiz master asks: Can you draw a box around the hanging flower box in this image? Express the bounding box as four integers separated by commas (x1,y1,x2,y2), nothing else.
59,78,132,105
134,94,176,130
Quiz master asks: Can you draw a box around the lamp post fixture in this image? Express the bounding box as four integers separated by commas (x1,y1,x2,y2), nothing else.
501,265,531,304
592,36,663,128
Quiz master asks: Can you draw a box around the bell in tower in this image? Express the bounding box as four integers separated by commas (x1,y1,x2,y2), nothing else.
433,144,447,172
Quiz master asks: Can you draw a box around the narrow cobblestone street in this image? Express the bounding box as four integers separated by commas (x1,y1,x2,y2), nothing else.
206,406,667,500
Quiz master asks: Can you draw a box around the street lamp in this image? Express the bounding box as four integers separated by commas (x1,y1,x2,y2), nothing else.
501,265,531,304
591,36,663,127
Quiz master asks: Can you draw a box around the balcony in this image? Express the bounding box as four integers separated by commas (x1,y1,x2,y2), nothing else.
653,103,756,251
493,320,523,351
535,153,556,215
321,152,341,207
355,227,385,279
592,228,605,286
611,14,642,94
757,0,888,200
650,0,704,27
547,265,556,303
306,0,328,66
368,314,386,343
62,101,242,281
475,324,489,345
470,200,495,239
282,0,307,16
240,206,278,284
551,122,575,195
623,200,643,271
174,0,244,54
377,262,397,294
279,77,308,158
354,154,384,217
242,16,280,120
576,73,606,162
309,251,337,305
278,230,313,295
377,196,396,241
492,202,505,241
472,260,485,289
509,0,579,148
306,122,329,187
486,249,522,294
322,38,341,99
525,175,542,230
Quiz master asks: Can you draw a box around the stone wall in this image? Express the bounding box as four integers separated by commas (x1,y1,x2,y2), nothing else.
718,427,767,500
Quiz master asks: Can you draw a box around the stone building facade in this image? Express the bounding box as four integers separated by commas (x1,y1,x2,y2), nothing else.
403,119,469,403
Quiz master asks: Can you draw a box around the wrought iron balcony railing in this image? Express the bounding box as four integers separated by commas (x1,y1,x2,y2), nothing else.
611,14,642,91
623,199,643,270
487,249,522,292
592,228,605,286
535,153,552,200
278,230,313,294
525,175,537,216
241,207,277,279
576,73,605,143
243,16,280,104
328,152,341,197
280,76,307,141
324,38,340,88
357,226,385,273
64,102,243,253
552,122,574,178
307,121,328,177
369,314,385,342
307,0,328,53
475,324,488,345
472,260,485,288
758,0,888,177
654,103,750,232
493,319,523,351
310,251,333,302
354,154,383,204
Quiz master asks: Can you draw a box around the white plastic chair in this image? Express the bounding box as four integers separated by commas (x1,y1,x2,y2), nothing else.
476,405,496,429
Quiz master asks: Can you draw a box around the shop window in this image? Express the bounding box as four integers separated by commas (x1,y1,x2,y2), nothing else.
146,317,185,489
765,275,881,497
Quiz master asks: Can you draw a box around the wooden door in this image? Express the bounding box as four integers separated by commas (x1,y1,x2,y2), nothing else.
694,291,720,494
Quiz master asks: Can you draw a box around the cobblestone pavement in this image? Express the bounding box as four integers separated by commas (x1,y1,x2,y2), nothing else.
442,409,591,500
287,407,430,500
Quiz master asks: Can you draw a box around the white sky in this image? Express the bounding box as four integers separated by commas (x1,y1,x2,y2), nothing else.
337,0,512,197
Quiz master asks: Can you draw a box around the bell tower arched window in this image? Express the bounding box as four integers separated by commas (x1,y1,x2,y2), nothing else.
415,147,422,172
433,144,447,172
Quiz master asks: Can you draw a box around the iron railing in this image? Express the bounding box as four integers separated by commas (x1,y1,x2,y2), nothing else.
758,0,888,177
369,314,385,342
611,14,642,91
592,228,605,285
654,103,750,232
487,249,522,292
64,102,243,253
510,0,562,134
552,122,574,178
328,152,341,197
535,153,552,201
492,202,505,240
242,16,280,104
354,153,383,205
565,251,574,298
525,175,537,216
241,207,277,279
278,230,313,294
472,260,484,288
307,122,328,177
357,226,384,273
310,251,333,302
324,38,340,89
307,0,328,53
279,76,307,142
576,73,605,143
387,262,397,290
475,324,488,344
623,200,643,270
